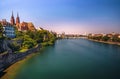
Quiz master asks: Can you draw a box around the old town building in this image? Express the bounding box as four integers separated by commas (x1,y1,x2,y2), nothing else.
18,22,36,32
0,19,15,38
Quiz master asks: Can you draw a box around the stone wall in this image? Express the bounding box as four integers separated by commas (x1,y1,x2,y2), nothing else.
0,44,41,72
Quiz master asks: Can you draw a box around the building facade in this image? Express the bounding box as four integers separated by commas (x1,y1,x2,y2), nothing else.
18,21,36,32
0,19,15,38
10,12,36,32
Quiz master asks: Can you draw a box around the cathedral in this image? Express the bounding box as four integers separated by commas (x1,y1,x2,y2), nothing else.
10,12,20,25
10,12,36,32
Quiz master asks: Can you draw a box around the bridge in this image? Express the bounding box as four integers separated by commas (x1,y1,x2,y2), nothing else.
57,34,87,39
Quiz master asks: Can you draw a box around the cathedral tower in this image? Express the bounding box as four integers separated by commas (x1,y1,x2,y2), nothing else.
16,12,20,25
10,11,15,25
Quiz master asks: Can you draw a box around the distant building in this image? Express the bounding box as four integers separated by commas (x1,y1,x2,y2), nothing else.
101,33,106,37
0,19,15,38
0,19,7,25
118,35,120,38
107,34,113,38
37,27,44,31
57,34,62,38
112,32,115,35
88,33,95,37
61,32,65,38
94,34,103,37
113,34,120,39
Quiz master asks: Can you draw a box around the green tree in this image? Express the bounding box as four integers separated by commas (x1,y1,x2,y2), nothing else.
112,36,120,42
0,23,4,39
22,35,37,49
15,29,25,38
92,36,102,41
8,42,20,52
26,30,35,39
102,36,110,41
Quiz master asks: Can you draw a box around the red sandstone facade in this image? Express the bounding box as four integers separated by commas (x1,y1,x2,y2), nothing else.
10,12,15,25
10,12,36,32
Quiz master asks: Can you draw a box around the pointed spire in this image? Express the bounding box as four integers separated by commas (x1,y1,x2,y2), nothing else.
16,12,20,25
12,11,14,17
10,11,15,25
17,12,19,17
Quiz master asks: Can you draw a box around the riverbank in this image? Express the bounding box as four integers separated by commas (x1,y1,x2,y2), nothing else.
0,42,54,79
0,53,37,79
87,38,120,46
0,44,41,75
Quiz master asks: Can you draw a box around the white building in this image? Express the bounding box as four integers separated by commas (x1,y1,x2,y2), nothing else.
0,19,15,38
118,35,120,38
3,24,15,38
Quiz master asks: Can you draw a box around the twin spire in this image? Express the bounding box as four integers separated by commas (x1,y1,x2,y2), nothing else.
10,11,20,25
12,11,14,17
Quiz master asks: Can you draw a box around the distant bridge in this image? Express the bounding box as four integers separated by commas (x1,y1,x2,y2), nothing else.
57,34,87,39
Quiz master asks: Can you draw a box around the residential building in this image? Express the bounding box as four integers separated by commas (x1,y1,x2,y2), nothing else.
0,19,15,38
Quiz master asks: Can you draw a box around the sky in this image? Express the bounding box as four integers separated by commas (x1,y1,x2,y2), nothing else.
0,0,120,34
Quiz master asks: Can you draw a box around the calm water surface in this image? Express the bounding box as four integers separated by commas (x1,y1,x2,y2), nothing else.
15,39,120,79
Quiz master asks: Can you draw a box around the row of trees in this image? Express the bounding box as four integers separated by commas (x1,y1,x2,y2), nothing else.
12,28,56,52
88,35,120,42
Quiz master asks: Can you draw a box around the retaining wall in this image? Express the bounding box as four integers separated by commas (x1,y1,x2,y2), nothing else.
0,44,41,72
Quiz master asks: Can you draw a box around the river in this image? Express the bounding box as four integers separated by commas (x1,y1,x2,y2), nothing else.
14,39,120,79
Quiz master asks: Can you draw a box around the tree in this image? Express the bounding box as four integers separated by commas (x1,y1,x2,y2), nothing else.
22,35,37,49
102,36,110,41
15,29,25,38
0,23,4,39
8,42,20,52
112,35,120,42
26,30,35,39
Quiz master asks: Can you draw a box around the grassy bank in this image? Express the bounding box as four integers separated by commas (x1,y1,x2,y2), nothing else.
41,41,55,46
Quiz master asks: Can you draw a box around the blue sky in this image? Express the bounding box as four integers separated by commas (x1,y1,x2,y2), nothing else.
0,0,120,34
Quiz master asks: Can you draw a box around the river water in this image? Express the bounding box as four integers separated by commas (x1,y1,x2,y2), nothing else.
14,39,120,79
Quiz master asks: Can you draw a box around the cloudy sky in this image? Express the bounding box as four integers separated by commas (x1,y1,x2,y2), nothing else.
0,0,120,34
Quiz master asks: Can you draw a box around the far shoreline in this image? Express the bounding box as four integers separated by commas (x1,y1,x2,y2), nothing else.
87,38,120,46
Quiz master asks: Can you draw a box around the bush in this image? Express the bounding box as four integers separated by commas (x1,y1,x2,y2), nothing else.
8,42,20,51
22,35,37,49
102,36,110,41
